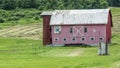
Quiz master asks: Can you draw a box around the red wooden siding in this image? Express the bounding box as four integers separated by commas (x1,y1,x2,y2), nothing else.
106,13,112,43
51,25,106,45
41,9,112,46
42,15,52,45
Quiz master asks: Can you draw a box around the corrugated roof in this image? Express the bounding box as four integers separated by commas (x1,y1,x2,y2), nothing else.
49,9,110,25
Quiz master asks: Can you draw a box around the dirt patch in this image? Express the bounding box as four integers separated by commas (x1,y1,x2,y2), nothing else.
67,48,83,57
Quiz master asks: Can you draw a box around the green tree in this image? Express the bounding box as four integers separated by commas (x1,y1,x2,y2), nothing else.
58,1,64,9
0,0,109,10
2,0,16,10
30,0,38,8
92,0,101,9
100,0,108,8
111,0,120,7
0,0,2,9
38,0,47,10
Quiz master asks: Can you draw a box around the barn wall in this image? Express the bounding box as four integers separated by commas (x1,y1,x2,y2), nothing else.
106,13,112,43
43,15,51,45
51,25,106,45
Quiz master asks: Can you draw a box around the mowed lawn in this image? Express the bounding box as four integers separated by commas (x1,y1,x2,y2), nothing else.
0,33,119,68
0,7,120,68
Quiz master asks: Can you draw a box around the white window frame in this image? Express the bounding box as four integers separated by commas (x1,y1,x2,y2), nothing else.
90,37,94,41
72,37,76,41
63,38,67,42
54,26,61,34
81,37,85,41
99,37,104,41
54,37,59,42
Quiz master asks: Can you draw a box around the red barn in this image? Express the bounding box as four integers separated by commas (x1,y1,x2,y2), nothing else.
41,9,113,46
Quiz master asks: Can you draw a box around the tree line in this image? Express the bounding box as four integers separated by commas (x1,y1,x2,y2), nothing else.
107,0,120,7
0,0,119,10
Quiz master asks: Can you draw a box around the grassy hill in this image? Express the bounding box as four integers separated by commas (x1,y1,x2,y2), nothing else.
0,7,120,68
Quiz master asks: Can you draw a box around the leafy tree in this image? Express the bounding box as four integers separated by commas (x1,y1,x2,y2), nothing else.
111,0,120,7
58,1,64,9
0,0,2,9
107,0,120,7
2,0,16,10
100,0,108,8
0,0,109,10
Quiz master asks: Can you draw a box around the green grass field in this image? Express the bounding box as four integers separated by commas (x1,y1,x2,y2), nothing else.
0,33,120,68
0,7,120,68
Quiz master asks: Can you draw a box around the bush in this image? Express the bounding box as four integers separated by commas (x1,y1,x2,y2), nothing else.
7,16,20,21
12,12,25,17
34,16,39,20
101,1,108,8
0,18,5,23
26,11,37,18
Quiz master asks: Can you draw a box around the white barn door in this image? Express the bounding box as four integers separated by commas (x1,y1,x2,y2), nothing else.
73,26,84,37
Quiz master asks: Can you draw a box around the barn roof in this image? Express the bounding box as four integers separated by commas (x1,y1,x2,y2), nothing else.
48,9,111,25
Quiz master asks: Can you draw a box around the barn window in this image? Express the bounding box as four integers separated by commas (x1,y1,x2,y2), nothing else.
54,37,59,42
84,27,87,33
54,26,61,34
63,38,67,41
81,37,85,41
100,37,103,41
90,37,94,41
72,38,76,41
70,27,73,33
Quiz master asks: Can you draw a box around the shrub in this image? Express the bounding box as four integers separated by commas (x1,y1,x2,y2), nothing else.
12,12,25,17
7,16,20,21
0,18,5,23
34,16,39,20
26,12,36,18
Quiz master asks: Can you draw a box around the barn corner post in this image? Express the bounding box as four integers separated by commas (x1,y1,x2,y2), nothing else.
41,12,52,46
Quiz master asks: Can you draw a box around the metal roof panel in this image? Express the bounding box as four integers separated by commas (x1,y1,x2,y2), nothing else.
47,9,110,25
